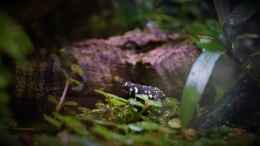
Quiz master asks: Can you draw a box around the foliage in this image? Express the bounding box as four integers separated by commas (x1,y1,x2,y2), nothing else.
88,0,216,36
113,0,161,29
186,20,225,52
156,0,216,31
180,86,200,128
114,0,224,53
180,51,222,128
0,12,32,99
0,12,32,145
0,13,32,119
0,13,32,61
33,90,256,146
181,19,225,127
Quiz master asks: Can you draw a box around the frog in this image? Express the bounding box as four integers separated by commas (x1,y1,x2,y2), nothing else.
121,81,166,100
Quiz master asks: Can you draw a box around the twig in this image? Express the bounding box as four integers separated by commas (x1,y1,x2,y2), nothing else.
56,80,70,112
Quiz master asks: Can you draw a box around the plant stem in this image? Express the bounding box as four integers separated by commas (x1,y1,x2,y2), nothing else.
56,80,70,112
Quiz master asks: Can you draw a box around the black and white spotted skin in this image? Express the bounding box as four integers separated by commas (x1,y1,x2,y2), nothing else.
122,81,166,100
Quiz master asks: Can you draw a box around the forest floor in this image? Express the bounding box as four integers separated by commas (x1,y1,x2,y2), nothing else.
11,90,259,146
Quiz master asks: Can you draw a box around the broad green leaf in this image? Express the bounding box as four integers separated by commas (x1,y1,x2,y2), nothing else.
196,35,224,52
181,86,200,128
187,21,222,38
181,52,221,128
135,94,149,101
0,13,32,61
186,20,224,52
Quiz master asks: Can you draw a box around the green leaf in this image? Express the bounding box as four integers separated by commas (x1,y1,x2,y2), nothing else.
128,121,161,132
180,86,200,128
186,22,209,37
196,35,224,52
128,99,145,108
64,101,79,106
180,51,221,128
53,113,88,136
135,94,149,101
135,94,162,108
186,20,224,52
43,114,62,128
0,13,32,61
146,100,162,108
95,89,128,106
94,125,132,144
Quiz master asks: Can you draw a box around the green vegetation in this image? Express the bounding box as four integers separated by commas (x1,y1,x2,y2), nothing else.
30,90,255,146
186,20,224,52
180,19,226,127
180,86,200,128
0,12,32,145
88,0,216,35
0,13,32,119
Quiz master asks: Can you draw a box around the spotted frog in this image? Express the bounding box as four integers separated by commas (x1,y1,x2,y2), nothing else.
122,81,166,100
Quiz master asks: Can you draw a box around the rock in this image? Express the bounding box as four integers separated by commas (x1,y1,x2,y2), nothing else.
71,29,199,100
